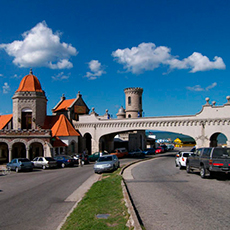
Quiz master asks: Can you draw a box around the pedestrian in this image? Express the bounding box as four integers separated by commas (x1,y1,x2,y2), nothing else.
78,153,82,167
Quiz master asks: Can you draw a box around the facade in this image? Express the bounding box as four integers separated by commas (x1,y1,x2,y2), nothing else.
1,71,229,163
0,70,86,163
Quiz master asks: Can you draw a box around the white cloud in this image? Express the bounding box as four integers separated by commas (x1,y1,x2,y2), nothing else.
52,72,70,81
2,82,10,94
0,21,77,69
85,60,106,80
0,74,3,77
187,82,217,91
112,42,226,74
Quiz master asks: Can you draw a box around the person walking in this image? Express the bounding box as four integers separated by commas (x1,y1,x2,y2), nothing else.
78,153,82,167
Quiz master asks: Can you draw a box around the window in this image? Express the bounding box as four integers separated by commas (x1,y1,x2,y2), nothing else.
139,96,142,105
128,114,131,118
128,96,131,105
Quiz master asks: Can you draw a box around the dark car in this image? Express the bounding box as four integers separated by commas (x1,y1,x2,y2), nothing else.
7,158,34,173
88,152,107,162
186,147,230,178
54,155,77,168
143,148,156,155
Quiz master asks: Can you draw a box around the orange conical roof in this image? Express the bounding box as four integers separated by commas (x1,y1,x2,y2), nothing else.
51,114,80,137
16,69,43,92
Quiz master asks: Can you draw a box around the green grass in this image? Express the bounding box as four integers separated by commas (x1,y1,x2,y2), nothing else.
61,169,130,230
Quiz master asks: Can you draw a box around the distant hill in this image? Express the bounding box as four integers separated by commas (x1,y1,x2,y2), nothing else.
146,131,195,143
146,131,227,144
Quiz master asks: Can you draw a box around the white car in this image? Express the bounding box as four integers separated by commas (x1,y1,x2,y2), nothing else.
175,152,191,169
32,157,57,169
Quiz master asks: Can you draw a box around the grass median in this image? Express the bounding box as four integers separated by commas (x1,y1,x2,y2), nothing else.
61,169,131,230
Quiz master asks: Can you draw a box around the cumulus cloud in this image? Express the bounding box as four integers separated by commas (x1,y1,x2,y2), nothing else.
85,60,106,80
112,42,226,74
2,82,10,94
187,82,217,91
0,74,3,77
52,72,70,81
0,21,77,69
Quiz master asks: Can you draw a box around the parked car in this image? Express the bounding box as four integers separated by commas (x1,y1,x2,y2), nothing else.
72,154,89,165
32,157,57,169
110,148,128,158
88,152,107,162
175,152,191,169
160,144,168,152
155,146,164,154
54,155,77,168
128,149,143,157
7,158,34,173
142,148,156,155
94,154,120,173
166,144,174,151
186,147,230,178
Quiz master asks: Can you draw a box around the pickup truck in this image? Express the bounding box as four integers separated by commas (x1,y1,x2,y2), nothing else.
186,147,230,178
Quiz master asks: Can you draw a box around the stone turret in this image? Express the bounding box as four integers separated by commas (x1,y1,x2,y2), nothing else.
12,70,47,130
124,87,143,118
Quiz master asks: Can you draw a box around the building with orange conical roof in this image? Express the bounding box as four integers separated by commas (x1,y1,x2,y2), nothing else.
0,70,88,163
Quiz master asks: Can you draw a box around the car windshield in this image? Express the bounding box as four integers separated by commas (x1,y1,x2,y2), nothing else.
19,158,30,162
64,156,72,159
183,153,190,157
45,157,55,161
213,148,230,158
98,156,112,162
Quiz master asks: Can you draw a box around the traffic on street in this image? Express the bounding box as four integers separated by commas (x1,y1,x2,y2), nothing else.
124,149,230,230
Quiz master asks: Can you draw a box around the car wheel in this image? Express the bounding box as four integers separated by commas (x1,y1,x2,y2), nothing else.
186,164,191,173
175,161,178,167
179,163,183,170
42,165,46,170
15,167,19,173
61,163,65,168
117,162,120,168
200,166,206,178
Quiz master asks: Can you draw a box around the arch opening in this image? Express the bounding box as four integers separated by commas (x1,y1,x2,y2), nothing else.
29,142,44,159
84,133,92,155
210,132,227,147
12,142,26,159
0,142,9,163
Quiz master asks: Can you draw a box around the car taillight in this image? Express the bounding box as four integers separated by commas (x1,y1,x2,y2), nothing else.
209,160,213,165
182,158,184,161
68,159,71,162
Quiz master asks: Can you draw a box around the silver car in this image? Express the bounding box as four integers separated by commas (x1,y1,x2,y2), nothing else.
94,155,120,173
7,158,34,173
32,157,57,169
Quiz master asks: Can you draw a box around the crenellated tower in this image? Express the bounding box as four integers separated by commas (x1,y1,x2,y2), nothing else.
124,87,143,118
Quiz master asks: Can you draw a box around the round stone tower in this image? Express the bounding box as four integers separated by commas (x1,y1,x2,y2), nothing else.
12,69,47,130
124,87,143,118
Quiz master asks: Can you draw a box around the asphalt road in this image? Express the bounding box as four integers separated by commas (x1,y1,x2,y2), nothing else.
0,157,137,230
124,152,230,230
0,164,96,230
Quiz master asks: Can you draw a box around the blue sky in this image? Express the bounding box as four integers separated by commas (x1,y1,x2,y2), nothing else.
0,0,229,118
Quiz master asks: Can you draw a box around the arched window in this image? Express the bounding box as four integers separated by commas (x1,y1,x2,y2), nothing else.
21,108,32,129
128,114,131,118
128,96,131,105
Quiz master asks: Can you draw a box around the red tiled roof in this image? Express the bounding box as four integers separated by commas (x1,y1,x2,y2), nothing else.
16,73,43,92
51,114,80,137
0,114,12,129
53,99,75,112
